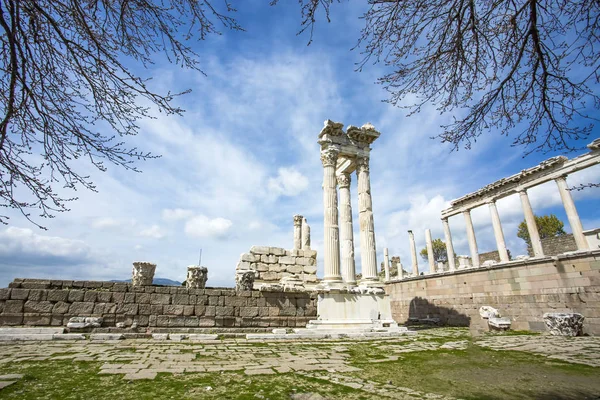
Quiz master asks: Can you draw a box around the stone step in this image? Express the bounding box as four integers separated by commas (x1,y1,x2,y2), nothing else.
0,327,65,335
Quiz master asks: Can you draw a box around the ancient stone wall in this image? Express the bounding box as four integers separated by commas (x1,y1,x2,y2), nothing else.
0,279,317,328
385,251,600,335
478,250,501,264
236,246,318,288
528,234,578,256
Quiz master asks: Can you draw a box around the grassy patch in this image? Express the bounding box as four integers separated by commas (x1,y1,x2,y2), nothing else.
0,361,365,400
347,343,600,400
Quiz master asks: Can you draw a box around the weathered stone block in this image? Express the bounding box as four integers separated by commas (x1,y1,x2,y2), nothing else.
261,254,277,264
104,303,118,313
52,301,70,314
198,318,215,327
22,282,50,289
0,314,23,325
279,256,295,265
279,307,297,316
168,316,187,327
24,301,54,313
23,314,52,325
205,289,221,296
134,315,150,326
286,265,303,274
155,287,171,294
224,296,247,307
256,263,269,272
303,265,317,274
208,296,222,306
172,294,190,305
215,306,234,317
4,300,24,313
124,293,136,303
83,291,97,302
47,290,68,302
240,253,258,262
116,303,138,315
69,302,95,314
270,247,286,256
67,290,85,302
138,304,151,315
205,306,216,317
262,272,278,280
194,305,206,316
96,292,112,303
112,284,128,292
0,288,10,300
239,307,259,317
195,295,208,305
93,303,106,314
84,281,104,289
304,249,317,258
164,305,184,316
112,292,125,303
27,289,47,301
156,315,169,327
183,305,195,316
250,246,270,255
237,261,251,270
10,288,29,300
150,293,171,305
150,304,163,314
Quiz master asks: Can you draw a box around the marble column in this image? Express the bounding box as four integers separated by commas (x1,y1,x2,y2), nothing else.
383,248,390,281
488,200,510,262
293,215,303,250
518,189,544,257
301,217,311,250
425,229,436,273
555,175,588,250
463,210,480,268
356,157,378,282
408,230,419,275
321,149,342,283
442,218,456,271
395,256,404,279
337,172,356,285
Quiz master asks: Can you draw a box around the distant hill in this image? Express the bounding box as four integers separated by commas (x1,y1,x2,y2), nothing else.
111,278,182,286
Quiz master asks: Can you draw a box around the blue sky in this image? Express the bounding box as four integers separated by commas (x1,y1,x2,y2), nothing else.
1,2,599,287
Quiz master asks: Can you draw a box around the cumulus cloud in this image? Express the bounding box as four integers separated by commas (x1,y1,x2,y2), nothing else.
91,217,136,230
139,225,166,239
162,208,195,222
184,215,233,239
268,167,309,197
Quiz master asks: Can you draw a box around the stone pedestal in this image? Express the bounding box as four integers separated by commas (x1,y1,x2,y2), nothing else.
132,262,156,286
186,265,208,289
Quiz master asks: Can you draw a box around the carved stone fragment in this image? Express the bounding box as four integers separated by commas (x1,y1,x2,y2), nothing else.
543,312,585,336
186,266,208,289
132,262,156,286
236,270,256,291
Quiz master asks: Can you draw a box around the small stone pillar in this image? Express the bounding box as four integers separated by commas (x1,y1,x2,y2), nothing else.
132,262,156,286
383,248,390,281
408,230,419,276
301,217,311,250
186,265,208,288
293,214,303,250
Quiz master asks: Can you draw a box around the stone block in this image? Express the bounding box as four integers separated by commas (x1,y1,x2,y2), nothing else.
304,275,318,283
27,289,47,301
239,307,259,317
215,317,235,327
240,253,258,262
270,264,285,272
93,303,106,314
97,292,112,303
205,306,216,317
24,301,54,313
183,305,195,316
164,305,184,316
270,247,286,256
261,254,277,264
184,317,199,327
250,246,270,255
262,272,278,281
144,286,156,293
123,293,136,303
303,265,317,274
83,291,97,302
172,294,190,305
256,263,269,272
215,306,234,317
205,289,221,296
134,315,150,326
4,300,24,313
0,288,10,300
84,281,104,288
168,316,187,327
8,282,21,288
195,295,208,305
67,290,85,302
138,304,151,315
52,302,70,314
69,302,95,314
279,256,296,265
224,296,247,307
150,304,163,314
279,307,297,316
10,289,29,300
0,314,23,325
150,293,171,305
194,305,206,316
156,315,169,327
104,303,117,313
237,261,251,270
286,265,303,274
198,318,216,327
304,249,317,258
22,282,50,289
23,314,52,325
155,287,171,294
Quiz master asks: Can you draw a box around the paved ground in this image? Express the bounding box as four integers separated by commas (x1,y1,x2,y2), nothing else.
0,329,598,399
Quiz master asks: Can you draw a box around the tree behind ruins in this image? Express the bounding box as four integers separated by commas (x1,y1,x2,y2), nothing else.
517,214,567,250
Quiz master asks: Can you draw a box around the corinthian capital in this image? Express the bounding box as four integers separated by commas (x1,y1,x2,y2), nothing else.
336,173,351,188
355,156,370,173
320,149,338,167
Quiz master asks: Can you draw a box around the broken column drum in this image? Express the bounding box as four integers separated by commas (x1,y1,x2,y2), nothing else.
131,262,156,286
293,215,303,250
186,266,208,289
301,217,311,250
318,120,381,287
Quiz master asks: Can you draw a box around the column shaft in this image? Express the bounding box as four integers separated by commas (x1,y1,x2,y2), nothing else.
425,229,435,273
408,230,419,275
519,190,544,257
321,150,342,282
463,210,480,267
442,218,456,271
383,248,390,281
293,215,303,250
488,201,510,262
337,173,356,285
356,157,378,282
555,176,588,250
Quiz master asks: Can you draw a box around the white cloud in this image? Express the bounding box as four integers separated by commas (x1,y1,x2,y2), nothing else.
184,215,233,239
139,225,166,239
162,208,195,222
0,227,90,261
268,167,310,197
91,217,136,230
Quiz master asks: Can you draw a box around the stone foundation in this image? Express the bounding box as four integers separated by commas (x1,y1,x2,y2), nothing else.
0,279,317,328
385,251,600,335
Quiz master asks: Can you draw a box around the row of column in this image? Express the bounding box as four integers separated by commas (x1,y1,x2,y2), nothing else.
442,175,589,268
321,149,378,286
